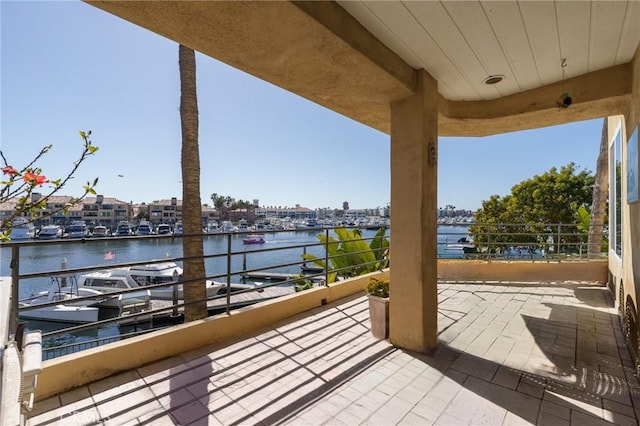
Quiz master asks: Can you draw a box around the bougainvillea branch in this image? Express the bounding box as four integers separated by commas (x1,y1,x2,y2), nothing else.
0,130,99,241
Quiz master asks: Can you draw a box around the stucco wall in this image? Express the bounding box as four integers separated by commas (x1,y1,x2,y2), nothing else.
439,259,608,283
615,44,640,327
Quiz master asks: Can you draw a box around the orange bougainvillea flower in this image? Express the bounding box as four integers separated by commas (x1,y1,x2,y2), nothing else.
2,166,19,176
22,171,48,186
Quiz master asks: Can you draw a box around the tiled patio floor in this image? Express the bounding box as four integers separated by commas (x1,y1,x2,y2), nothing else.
28,281,640,425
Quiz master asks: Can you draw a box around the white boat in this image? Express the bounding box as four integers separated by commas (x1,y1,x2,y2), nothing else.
75,262,235,301
220,221,237,233
19,277,109,323
91,225,110,237
136,221,153,236
67,221,90,238
173,221,183,235
156,223,172,235
114,221,133,236
9,217,35,240
37,224,63,240
237,219,249,232
206,222,220,234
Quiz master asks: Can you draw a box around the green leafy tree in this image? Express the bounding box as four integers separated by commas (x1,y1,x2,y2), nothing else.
470,163,595,252
0,131,99,241
135,206,149,221
210,193,254,220
303,227,389,283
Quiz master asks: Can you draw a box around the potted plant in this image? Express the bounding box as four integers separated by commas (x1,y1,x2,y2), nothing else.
365,276,389,339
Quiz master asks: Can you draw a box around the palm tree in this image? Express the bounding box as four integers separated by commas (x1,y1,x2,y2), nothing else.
179,44,207,321
589,118,608,257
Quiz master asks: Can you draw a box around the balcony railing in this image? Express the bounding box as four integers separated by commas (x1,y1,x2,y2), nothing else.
438,222,607,260
1,223,606,359
2,227,389,359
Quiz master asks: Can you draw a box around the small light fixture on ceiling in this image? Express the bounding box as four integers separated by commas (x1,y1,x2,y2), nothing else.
483,75,504,85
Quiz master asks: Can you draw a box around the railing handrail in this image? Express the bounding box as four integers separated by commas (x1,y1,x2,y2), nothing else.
2,222,606,358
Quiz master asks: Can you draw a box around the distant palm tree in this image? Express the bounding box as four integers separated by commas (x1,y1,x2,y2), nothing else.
589,118,608,257
179,44,207,321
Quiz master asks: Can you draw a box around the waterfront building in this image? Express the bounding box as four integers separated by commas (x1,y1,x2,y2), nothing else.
0,195,132,230
146,197,182,226
254,204,315,220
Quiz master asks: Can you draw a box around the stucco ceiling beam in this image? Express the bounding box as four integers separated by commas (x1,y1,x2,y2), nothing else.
439,64,632,137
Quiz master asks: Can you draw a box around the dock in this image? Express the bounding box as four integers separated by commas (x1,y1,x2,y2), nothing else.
117,285,295,324
241,272,297,282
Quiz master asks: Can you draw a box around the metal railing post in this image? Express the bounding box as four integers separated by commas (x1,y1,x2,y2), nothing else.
10,245,19,336
226,233,232,315
171,269,179,319
557,224,561,257
324,228,329,286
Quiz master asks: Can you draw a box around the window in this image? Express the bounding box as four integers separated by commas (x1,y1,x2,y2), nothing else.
609,123,623,258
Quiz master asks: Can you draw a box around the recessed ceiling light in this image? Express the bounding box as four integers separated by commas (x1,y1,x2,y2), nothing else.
483,75,504,85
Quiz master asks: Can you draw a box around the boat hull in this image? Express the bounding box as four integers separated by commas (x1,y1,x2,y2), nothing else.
19,304,99,324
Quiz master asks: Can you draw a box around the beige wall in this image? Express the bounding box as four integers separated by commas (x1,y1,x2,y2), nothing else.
614,44,640,328
439,259,608,284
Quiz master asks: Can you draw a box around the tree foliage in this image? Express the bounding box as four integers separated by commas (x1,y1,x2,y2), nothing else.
210,193,253,210
302,227,389,283
469,163,595,251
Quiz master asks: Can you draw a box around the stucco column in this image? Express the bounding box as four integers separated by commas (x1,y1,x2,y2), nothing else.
389,70,438,353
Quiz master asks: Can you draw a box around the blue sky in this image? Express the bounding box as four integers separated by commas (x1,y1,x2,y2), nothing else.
1,1,604,211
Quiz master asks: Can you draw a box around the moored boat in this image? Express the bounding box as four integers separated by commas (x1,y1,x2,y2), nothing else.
75,262,231,301
114,221,133,236
91,225,110,237
135,220,153,236
37,224,63,240
67,221,90,238
156,223,172,235
19,276,112,323
9,217,35,240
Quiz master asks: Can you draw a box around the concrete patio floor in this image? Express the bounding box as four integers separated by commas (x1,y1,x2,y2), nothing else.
28,281,640,425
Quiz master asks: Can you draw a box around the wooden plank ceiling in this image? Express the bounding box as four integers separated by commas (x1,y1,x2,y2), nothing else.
339,0,640,101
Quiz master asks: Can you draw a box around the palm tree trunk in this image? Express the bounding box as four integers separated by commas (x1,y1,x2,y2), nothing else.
179,44,207,321
589,118,609,257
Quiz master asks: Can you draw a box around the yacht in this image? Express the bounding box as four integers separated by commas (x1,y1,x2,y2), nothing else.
19,276,111,323
9,217,35,240
136,220,153,236
220,221,237,233
37,224,63,240
75,262,243,302
237,219,249,232
91,225,110,238
173,221,183,235
156,223,172,235
205,222,220,234
67,221,90,238
114,221,133,236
